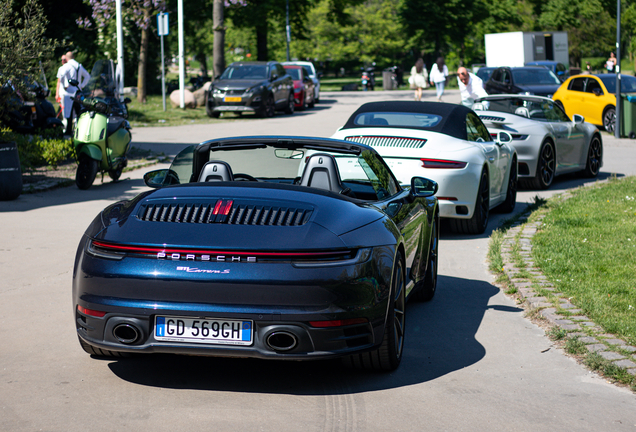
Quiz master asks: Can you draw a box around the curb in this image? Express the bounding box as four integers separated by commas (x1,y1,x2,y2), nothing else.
499,195,636,379
21,158,166,194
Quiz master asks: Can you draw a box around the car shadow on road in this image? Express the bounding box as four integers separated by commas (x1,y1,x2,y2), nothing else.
106,274,522,395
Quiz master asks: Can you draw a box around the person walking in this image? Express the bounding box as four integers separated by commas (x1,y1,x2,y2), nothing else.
429,57,449,102
457,67,488,107
409,58,429,101
58,51,90,136
606,52,617,73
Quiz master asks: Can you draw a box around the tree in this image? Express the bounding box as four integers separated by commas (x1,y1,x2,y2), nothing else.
78,0,166,103
0,0,57,124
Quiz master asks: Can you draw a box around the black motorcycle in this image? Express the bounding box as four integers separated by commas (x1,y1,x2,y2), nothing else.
361,63,376,91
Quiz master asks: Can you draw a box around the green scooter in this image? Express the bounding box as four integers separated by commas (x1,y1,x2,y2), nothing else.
73,60,132,190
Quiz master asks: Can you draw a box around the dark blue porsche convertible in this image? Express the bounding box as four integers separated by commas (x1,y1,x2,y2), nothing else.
72,136,439,371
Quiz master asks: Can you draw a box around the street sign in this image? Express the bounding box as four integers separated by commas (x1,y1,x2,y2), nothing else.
157,12,169,36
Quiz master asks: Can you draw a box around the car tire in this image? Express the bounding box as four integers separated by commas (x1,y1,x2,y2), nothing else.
259,95,275,118
603,106,616,134
205,92,217,118
449,170,489,234
308,93,315,108
496,157,517,213
284,92,295,115
76,156,98,190
525,140,555,190
583,135,603,177
299,91,306,110
78,337,130,358
412,213,439,302
344,252,405,371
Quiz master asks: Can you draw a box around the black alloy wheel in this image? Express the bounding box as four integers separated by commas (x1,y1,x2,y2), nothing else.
529,141,555,190
259,95,275,118
413,213,439,302
497,157,517,213
285,92,295,114
583,136,603,177
344,252,406,371
76,156,99,190
450,170,489,234
603,106,616,134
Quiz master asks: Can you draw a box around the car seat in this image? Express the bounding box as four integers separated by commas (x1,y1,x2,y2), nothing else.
198,160,234,182
299,153,350,195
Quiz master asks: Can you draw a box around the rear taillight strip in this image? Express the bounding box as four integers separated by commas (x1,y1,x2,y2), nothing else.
90,240,352,260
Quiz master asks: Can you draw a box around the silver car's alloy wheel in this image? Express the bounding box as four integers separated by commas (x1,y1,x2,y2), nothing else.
534,141,555,190
584,136,602,177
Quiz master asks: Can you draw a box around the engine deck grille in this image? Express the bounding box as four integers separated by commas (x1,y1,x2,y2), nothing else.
345,136,427,149
137,201,313,226
478,115,506,122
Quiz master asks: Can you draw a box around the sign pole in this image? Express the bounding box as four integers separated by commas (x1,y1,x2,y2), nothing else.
157,12,169,112
615,0,621,138
178,0,185,109
115,0,125,100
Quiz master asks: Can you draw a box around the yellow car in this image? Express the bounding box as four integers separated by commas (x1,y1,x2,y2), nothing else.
552,73,636,134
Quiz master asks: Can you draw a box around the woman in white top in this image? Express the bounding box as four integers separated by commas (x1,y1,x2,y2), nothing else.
429,57,449,102
409,58,429,101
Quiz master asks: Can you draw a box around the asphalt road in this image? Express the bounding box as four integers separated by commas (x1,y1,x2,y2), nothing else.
2,88,636,431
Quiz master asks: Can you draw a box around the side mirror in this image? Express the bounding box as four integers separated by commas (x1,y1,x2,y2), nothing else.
410,177,438,198
495,131,513,145
572,114,585,124
592,88,602,96
144,169,181,188
271,74,278,81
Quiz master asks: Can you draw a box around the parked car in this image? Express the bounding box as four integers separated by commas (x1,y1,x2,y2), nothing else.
484,66,562,98
552,73,636,134
283,65,315,110
525,61,569,81
331,101,518,234
282,61,321,103
473,95,603,189
205,61,294,118
73,136,440,372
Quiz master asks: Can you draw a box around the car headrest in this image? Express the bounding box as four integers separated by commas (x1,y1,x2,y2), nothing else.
299,153,345,193
515,107,530,118
370,117,389,126
198,160,234,182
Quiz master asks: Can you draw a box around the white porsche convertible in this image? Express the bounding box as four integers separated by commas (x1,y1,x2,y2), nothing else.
332,101,518,234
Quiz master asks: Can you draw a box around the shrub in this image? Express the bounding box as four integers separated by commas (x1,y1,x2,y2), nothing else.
0,128,74,170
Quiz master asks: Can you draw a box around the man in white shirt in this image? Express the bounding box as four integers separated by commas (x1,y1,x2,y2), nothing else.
58,51,90,135
457,67,488,108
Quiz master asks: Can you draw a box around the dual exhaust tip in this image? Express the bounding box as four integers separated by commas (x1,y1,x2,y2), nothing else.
113,324,299,352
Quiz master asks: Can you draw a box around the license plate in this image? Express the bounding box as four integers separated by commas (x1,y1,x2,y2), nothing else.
224,96,242,102
155,316,253,346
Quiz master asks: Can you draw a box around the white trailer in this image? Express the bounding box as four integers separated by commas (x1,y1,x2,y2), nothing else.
485,31,569,67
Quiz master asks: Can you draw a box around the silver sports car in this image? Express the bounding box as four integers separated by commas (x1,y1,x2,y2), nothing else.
473,95,603,189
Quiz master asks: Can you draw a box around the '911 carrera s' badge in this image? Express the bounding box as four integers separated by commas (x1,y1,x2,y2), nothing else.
176,266,230,274
157,252,256,262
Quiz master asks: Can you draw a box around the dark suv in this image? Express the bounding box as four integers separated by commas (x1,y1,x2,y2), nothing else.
484,66,562,98
205,61,295,118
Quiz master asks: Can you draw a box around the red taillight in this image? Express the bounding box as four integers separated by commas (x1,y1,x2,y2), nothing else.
77,305,106,318
212,199,233,216
436,197,458,201
309,318,368,328
420,158,467,169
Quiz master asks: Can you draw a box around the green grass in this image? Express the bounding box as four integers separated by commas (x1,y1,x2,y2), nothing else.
533,177,636,346
126,94,226,128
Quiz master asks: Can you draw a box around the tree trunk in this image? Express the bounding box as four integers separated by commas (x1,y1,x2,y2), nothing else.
137,7,150,103
213,0,225,78
256,22,268,61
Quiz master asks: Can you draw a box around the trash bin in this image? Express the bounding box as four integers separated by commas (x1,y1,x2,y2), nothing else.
621,94,636,139
0,141,22,201
382,70,395,90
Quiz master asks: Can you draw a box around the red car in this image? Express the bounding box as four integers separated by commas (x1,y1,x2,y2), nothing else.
283,65,316,110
